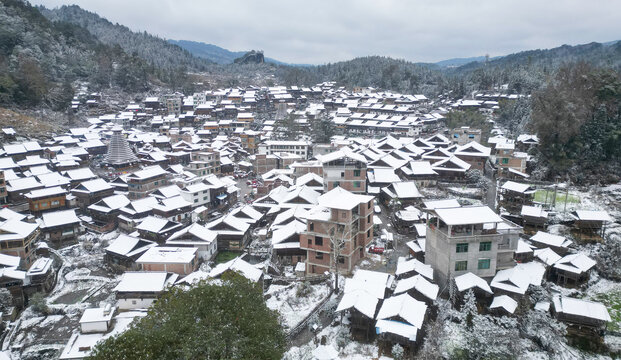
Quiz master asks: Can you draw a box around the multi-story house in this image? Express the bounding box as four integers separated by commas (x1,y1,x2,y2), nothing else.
425,205,521,288
186,151,220,176
451,127,482,145
0,217,39,268
301,187,374,275
320,150,367,194
257,140,311,159
127,166,169,200
239,131,261,154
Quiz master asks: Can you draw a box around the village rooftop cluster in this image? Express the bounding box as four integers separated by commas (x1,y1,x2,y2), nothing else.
0,82,617,359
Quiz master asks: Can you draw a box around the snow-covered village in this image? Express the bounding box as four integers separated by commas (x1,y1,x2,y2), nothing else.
1,1,621,359
0,80,619,360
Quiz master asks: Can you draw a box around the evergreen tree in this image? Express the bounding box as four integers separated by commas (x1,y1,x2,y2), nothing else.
89,274,287,360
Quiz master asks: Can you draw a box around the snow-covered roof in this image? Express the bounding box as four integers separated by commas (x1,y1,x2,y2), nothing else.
454,272,493,294
501,181,535,194
393,274,438,301
395,258,433,280
336,288,379,318
376,293,427,329
209,257,262,282
136,246,197,264
113,271,178,293
434,206,503,226
521,205,548,218
105,234,156,257
40,209,80,228
571,210,612,222
553,253,596,274
533,248,562,266
490,295,518,314
490,262,545,295
317,187,373,211
552,296,611,322
530,231,572,248
422,199,460,210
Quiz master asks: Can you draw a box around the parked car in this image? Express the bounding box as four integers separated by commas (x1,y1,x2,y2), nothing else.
374,205,381,214
368,246,385,254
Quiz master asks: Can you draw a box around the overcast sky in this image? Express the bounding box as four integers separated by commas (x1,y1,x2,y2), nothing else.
31,0,621,64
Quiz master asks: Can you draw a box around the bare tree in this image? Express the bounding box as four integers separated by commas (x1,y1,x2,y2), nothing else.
328,222,351,294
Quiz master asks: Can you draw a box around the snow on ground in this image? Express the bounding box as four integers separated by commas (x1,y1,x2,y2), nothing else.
8,231,122,359
266,282,331,329
284,319,380,360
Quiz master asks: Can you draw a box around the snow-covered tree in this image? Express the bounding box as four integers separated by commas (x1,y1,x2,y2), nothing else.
391,344,405,360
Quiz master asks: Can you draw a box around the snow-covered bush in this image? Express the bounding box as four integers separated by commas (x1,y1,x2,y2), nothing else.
391,344,405,360
519,309,567,354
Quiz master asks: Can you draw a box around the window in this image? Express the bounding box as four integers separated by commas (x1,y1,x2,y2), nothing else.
479,241,492,251
315,252,323,260
354,181,361,188
368,201,372,209
341,172,345,178
194,199,198,203
468,134,475,138
502,158,509,164
309,222,314,231
334,181,340,188
338,256,345,264
354,170,361,177
456,243,469,253
455,261,468,271
203,197,208,201
308,239,312,246
478,258,491,270
367,215,371,223
367,229,370,237
315,237,323,246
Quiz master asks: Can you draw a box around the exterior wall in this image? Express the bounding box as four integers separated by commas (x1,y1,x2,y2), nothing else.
117,297,156,310
302,199,374,275
258,143,310,158
323,167,367,193
140,261,196,275
42,223,83,244
128,175,168,199
425,223,519,288
0,228,38,268
451,128,481,145
0,171,7,204
29,195,66,213
455,154,487,172
81,321,110,334
72,189,115,210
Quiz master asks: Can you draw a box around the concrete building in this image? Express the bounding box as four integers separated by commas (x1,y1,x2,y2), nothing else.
301,187,374,275
320,150,368,194
258,140,311,159
425,205,521,288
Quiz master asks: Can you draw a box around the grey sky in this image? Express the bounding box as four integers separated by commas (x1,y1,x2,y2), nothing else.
31,0,621,64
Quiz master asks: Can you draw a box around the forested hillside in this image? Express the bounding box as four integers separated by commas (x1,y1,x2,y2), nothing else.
39,5,212,71
0,0,201,109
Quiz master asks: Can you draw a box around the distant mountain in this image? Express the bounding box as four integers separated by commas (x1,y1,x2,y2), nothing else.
435,55,501,68
39,5,212,71
168,39,310,66
167,40,244,65
453,41,621,73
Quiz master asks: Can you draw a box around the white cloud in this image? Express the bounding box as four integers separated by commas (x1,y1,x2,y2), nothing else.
31,0,621,64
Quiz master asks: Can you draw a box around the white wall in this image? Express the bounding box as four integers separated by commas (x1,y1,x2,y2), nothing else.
117,297,155,310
